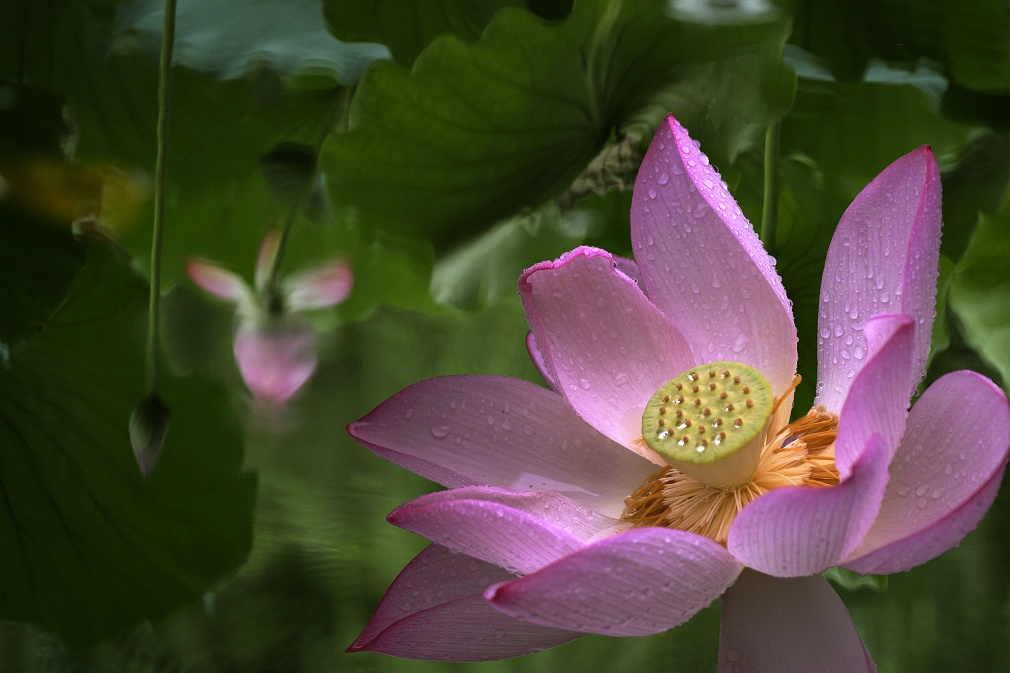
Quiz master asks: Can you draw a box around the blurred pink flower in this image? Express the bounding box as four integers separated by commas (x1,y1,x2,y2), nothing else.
187,231,352,404
347,116,1009,669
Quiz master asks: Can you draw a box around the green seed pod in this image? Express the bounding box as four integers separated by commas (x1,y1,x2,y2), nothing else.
642,361,774,488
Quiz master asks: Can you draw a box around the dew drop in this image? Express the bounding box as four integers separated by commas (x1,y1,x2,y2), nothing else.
404,408,415,420
648,188,657,199
658,173,669,185
579,378,591,390
896,484,911,496
431,425,450,438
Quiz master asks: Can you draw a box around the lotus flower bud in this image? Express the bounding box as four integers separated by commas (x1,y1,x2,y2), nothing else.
129,393,171,477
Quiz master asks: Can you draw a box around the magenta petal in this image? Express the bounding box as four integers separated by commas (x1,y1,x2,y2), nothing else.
845,371,1010,574
347,375,657,517
285,259,353,310
186,259,249,304
519,247,694,453
719,570,876,673
390,485,617,542
349,545,580,661
816,146,942,412
233,316,318,403
727,435,890,577
526,332,559,390
485,527,741,636
630,116,797,395
388,492,589,575
834,314,916,477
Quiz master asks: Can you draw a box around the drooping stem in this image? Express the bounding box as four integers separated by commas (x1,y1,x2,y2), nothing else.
145,0,178,393
760,118,782,257
265,83,356,302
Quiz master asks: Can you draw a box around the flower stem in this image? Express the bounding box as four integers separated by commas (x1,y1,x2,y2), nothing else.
760,118,781,257
146,0,178,394
266,83,356,301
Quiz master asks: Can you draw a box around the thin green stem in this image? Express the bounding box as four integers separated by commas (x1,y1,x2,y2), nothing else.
265,83,356,299
760,118,782,257
146,0,178,393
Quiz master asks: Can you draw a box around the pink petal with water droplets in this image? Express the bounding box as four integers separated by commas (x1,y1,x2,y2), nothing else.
233,317,317,403
392,485,617,543
727,435,889,577
255,229,281,292
526,332,559,391
347,375,657,518
285,259,353,310
389,491,589,575
186,259,249,304
727,315,913,575
349,545,580,661
845,371,1010,574
630,115,797,396
485,527,741,637
834,314,915,477
719,570,876,673
816,146,942,412
612,254,643,288
519,247,693,459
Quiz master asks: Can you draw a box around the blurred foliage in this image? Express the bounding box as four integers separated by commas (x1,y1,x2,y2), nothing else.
0,240,256,647
324,0,795,245
1,0,1010,669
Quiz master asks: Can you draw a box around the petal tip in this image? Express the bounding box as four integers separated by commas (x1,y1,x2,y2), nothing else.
482,580,509,605
345,419,365,439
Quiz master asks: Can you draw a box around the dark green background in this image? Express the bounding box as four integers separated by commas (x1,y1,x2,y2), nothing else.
2,0,1010,670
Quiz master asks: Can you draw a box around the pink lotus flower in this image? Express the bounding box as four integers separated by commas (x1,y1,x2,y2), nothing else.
347,116,1010,669
187,231,352,404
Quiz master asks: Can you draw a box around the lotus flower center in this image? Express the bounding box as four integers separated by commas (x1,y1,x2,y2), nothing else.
626,373,841,546
642,361,774,488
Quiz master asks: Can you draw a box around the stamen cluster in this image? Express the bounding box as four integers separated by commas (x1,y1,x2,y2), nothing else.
623,403,840,545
